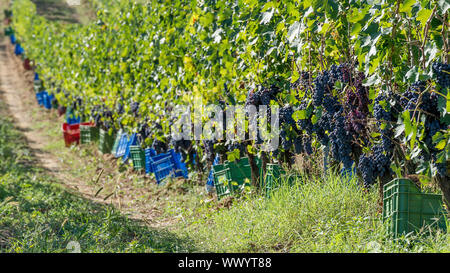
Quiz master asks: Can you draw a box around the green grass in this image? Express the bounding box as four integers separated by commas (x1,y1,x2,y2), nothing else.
175,175,450,253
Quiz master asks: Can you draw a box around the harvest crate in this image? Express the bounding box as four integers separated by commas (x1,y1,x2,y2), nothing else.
91,126,99,142
4,26,12,36
62,123,80,147
65,108,81,125
130,145,145,171
23,58,32,70
383,178,447,238
152,155,175,184
14,43,24,55
206,155,221,192
99,129,116,154
261,164,300,197
169,149,188,178
123,133,138,163
35,91,45,106
43,93,54,110
212,157,257,199
114,133,128,158
213,168,232,200
80,122,95,144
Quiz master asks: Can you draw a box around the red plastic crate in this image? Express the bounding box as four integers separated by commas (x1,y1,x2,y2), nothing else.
62,123,80,147
23,58,32,70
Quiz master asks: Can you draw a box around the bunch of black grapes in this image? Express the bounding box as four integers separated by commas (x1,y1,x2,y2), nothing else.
432,62,450,90
245,85,281,107
203,139,216,164
130,101,140,117
152,138,168,154
137,121,151,145
312,71,334,106
373,94,395,152
329,111,353,170
357,145,391,187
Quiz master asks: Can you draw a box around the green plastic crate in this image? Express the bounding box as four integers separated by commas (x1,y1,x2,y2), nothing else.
111,130,123,155
224,157,262,185
130,145,145,170
212,157,263,199
80,125,99,144
383,178,447,238
91,126,99,142
260,164,300,197
80,125,93,144
4,27,12,36
99,129,116,154
213,168,232,200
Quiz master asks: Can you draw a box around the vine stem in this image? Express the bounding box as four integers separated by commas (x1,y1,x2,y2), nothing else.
421,5,437,70
442,11,449,63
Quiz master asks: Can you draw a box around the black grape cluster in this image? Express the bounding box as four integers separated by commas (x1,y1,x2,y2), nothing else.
358,155,376,187
322,95,342,114
152,138,168,154
373,95,391,123
373,94,394,152
329,112,353,170
130,101,140,117
400,81,427,119
227,141,246,156
102,109,114,130
291,72,311,96
432,62,450,89
313,113,331,146
345,72,370,137
372,145,391,178
203,139,216,164
245,85,281,107
302,135,313,155
330,63,351,83
357,145,391,187
293,135,303,154
138,121,151,145
91,105,102,126
279,105,299,152
71,96,83,111
116,103,125,115
312,71,334,106
279,105,295,125
296,103,314,135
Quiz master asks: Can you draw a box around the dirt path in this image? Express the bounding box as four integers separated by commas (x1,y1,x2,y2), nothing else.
0,41,62,172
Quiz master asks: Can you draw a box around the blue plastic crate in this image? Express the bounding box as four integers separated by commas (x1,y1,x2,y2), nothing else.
10,34,16,44
169,149,188,178
145,149,167,174
145,148,157,174
36,91,46,106
43,93,54,110
123,133,138,163
65,108,80,125
14,44,24,55
152,156,175,184
206,154,221,186
114,133,129,158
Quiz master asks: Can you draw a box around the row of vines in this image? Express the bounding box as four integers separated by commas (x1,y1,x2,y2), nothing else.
9,0,450,205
